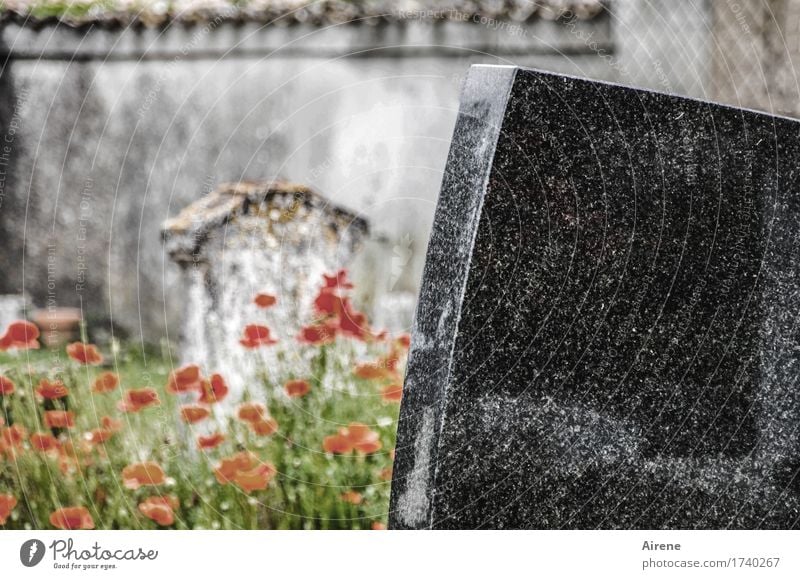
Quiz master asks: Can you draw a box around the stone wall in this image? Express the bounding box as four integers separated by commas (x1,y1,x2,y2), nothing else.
710,0,800,117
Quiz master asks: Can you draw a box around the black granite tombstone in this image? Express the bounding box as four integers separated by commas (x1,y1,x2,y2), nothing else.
389,65,800,529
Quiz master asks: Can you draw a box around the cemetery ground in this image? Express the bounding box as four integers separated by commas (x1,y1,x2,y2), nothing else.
0,272,404,530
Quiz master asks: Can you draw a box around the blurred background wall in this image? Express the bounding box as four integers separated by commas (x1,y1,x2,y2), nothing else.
0,0,797,344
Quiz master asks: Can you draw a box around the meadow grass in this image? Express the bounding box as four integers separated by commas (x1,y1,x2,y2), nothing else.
0,336,401,530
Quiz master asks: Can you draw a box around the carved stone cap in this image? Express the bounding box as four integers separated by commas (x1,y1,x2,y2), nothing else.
161,179,368,264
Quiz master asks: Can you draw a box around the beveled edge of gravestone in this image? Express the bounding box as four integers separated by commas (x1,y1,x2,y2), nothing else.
389,64,518,529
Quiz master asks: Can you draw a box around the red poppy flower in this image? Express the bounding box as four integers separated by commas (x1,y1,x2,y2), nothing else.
180,405,210,424
232,462,276,494
36,378,69,400
379,466,393,481
337,301,370,341
117,388,160,413
249,417,278,436
382,353,401,373
313,288,347,317
197,374,228,404
381,383,403,403
214,451,257,484
396,334,411,349
44,410,75,429
371,521,387,530
143,494,178,510
0,375,15,396
284,379,311,398
197,432,225,450
341,490,363,505
0,494,17,525
138,496,178,526
322,269,354,290
66,342,103,365
346,423,371,441
2,424,27,451
101,416,123,432
297,322,337,345
322,432,353,454
237,402,266,423
253,293,277,308
166,364,203,394
323,423,382,454
30,432,60,452
86,428,114,445
49,506,94,530
239,324,278,348
350,427,382,454
354,438,383,454
92,372,119,393
122,461,166,489
138,504,172,526
127,388,160,406
0,320,40,351
353,362,395,381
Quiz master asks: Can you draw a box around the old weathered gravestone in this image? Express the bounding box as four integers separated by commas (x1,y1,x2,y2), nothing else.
162,180,368,399
390,65,800,529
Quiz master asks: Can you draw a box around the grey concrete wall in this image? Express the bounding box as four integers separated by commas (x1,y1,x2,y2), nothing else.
0,14,643,343
710,0,800,118
614,0,711,99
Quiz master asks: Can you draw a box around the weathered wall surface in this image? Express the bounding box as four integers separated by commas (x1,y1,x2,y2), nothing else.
0,17,616,342
710,0,800,117
614,0,712,98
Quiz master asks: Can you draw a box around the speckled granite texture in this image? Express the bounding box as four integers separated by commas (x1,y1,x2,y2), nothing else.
390,65,800,529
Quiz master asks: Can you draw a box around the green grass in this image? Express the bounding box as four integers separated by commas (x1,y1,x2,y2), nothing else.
0,338,401,530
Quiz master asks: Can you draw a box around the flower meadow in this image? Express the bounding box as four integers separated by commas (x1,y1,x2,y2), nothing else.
0,271,406,530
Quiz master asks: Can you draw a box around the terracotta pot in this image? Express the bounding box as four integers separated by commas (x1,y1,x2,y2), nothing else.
32,308,82,347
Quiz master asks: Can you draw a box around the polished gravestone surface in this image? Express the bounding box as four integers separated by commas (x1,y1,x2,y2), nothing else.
389,65,800,529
